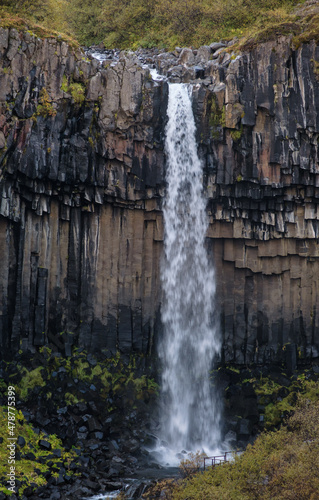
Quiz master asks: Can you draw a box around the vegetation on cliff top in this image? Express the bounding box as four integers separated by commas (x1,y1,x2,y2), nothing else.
1,0,316,50
0,6,78,47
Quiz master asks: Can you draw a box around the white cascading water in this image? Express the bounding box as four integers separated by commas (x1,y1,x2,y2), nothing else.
159,83,221,464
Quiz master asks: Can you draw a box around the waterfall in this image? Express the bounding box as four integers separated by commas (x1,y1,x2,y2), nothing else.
159,83,221,462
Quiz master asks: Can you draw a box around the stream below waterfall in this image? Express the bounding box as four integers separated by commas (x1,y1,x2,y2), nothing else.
84,467,180,499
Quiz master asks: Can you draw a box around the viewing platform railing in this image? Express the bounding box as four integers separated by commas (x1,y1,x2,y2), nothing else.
203,451,241,470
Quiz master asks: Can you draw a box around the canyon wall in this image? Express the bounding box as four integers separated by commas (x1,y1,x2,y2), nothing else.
0,28,318,364
197,37,319,364
0,29,167,356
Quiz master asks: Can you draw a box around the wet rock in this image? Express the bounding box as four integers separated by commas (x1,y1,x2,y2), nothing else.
0,131,5,149
238,418,252,438
225,430,237,445
122,438,140,454
49,491,61,500
107,464,125,477
77,432,88,440
167,65,183,78
87,354,98,366
39,439,52,450
83,478,101,491
110,439,120,451
112,455,125,464
17,435,26,447
35,413,51,427
88,416,102,431
79,455,90,467
89,443,99,451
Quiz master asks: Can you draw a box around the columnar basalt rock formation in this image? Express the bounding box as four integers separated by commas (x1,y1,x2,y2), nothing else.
0,27,318,364
198,37,319,364
0,29,167,356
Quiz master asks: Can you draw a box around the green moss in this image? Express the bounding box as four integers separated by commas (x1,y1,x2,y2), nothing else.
61,74,69,93
100,367,112,391
251,373,319,429
0,407,77,497
220,106,226,128
64,392,80,405
68,82,85,105
291,13,319,47
311,58,319,79
208,96,226,139
230,126,243,142
226,365,240,374
254,378,281,398
301,379,319,401
71,360,91,381
36,88,56,118
0,379,7,392
39,346,52,357
61,77,86,105
17,367,46,401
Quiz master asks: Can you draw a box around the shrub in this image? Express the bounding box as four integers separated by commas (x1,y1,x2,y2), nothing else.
68,82,85,105
179,451,206,478
36,88,56,118
166,396,319,500
61,77,86,105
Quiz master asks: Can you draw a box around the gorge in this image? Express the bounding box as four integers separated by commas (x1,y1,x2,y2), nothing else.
0,29,319,366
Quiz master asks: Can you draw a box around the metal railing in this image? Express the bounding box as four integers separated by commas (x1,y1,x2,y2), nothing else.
203,451,240,470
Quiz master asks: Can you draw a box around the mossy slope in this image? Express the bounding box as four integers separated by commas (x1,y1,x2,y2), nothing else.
0,0,314,50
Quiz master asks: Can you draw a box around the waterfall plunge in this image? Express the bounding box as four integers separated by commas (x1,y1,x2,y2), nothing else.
159,83,221,463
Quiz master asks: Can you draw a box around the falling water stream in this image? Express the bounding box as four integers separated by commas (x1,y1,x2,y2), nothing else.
157,83,221,464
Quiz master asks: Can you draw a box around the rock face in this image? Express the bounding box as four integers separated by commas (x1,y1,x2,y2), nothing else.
0,29,167,356
0,28,319,364
197,36,319,364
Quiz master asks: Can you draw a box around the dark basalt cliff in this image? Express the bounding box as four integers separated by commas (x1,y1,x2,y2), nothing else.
0,28,319,364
